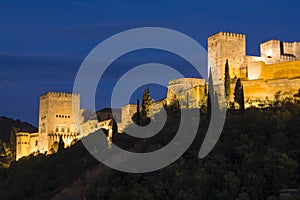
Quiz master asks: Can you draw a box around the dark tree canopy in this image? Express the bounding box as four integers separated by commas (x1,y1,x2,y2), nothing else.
234,78,245,110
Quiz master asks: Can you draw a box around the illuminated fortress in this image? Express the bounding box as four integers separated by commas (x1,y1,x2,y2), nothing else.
16,92,114,160
208,32,300,105
16,32,300,160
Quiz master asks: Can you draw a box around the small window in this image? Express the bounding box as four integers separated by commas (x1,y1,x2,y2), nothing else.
59,115,61,118
61,128,65,132
56,127,59,132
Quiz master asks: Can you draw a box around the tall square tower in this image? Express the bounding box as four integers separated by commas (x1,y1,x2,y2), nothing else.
38,92,80,153
208,32,246,81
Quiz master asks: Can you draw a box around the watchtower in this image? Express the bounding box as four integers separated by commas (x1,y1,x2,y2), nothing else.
38,92,80,153
208,32,246,81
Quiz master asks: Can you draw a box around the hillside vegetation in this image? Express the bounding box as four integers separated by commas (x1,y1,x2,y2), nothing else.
1,105,300,199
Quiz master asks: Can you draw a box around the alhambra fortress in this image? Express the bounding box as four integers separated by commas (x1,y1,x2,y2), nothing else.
16,32,300,160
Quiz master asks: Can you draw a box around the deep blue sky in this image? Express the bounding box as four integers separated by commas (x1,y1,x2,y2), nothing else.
0,0,299,126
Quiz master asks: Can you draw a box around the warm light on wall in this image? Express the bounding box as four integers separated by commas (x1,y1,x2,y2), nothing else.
248,63,262,80
266,49,273,57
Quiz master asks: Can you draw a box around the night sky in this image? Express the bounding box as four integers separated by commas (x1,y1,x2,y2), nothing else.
0,0,299,126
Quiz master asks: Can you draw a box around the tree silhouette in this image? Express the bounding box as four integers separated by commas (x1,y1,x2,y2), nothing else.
234,78,245,111
142,86,152,118
204,82,208,96
224,59,231,105
58,135,65,153
240,85,245,111
207,67,215,116
136,99,140,126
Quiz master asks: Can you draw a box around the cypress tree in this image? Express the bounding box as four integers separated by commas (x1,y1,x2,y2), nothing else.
136,99,140,126
207,67,214,116
224,59,231,102
58,135,65,153
204,82,208,96
142,86,152,118
240,85,245,111
234,78,245,111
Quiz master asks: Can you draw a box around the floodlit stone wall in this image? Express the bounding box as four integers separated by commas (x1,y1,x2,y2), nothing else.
16,132,38,160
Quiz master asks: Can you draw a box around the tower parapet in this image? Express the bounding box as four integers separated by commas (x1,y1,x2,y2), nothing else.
280,55,296,61
41,91,80,98
209,32,246,39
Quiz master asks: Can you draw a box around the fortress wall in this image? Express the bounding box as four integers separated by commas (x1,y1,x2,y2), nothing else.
259,60,300,80
167,78,205,102
245,58,265,80
121,104,137,125
29,133,39,155
186,85,207,108
152,99,166,114
172,85,206,108
79,119,101,138
208,32,246,81
16,132,30,160
240,78,300,102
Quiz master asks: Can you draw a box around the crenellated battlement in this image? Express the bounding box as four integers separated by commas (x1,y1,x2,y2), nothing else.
209,31,245,40
282,41,300,46
261,39,281,46
220,32,245,38
280,55,296,61
41,91,79,98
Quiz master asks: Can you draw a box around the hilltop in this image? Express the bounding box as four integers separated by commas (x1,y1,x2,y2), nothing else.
0,116,37,142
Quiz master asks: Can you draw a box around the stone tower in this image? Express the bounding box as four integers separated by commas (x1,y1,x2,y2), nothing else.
38,92,80,153
260,40,300,64
208,32,246,81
